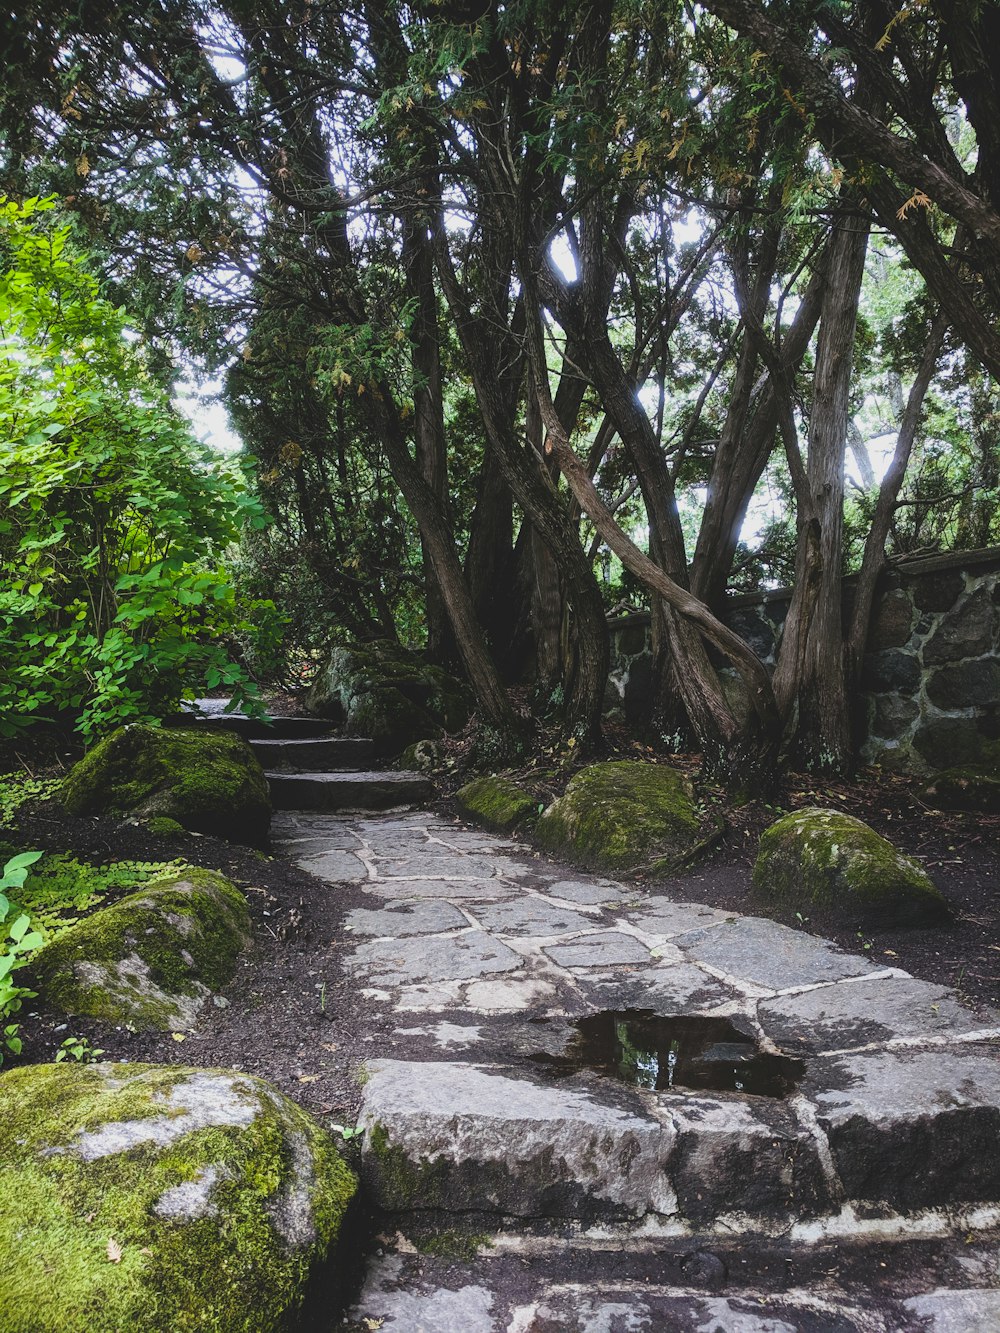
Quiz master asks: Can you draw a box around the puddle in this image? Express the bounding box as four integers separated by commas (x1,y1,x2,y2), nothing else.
531,1010,804,1098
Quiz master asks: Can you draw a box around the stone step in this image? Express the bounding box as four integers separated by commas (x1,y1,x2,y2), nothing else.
169,713,334,741
250,737,376,770
358,1047,1000,1230
265,770,433,812
349,1225,1000,1333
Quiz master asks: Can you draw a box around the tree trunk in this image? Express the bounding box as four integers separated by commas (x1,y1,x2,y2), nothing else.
773,210,871,772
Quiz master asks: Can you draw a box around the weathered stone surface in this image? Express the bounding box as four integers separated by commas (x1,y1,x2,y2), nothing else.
266,770,433,813
378,852,500,879
61,723,271,847
543,930,652,968
861,648,921,693
668,1098,831,1224
678,918,878,991
536,762,702,875
470,898,595,937
541,877,629,906
912,716,987,767
902,1290,1000,1332
346,931,524,986
362,877,518,902
624,900,732,938
911,569,965,612
752,807,949,926
0,1062,356,1333
345,900,470,938
872,693,920,740
758,976,994,1056
297,849,367,881
349,1256,495,1333
869,589,914,650
727,607,778,661
581,960,736,1013
923,587,997,664
306,639,471,753
250,736,375,770
926,657,1000,710
456,775,538,832
359,1060,677,1218
809,1046,1000,1209
30,869,251,1030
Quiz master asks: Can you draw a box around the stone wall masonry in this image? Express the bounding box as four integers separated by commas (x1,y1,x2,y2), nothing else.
606,547,1000,773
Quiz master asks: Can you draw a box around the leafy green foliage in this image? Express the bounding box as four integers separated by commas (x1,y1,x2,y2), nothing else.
0,850,44,1063
8,853,187,943
0,197,274,739
55,1034,105,1063
0,771,62,825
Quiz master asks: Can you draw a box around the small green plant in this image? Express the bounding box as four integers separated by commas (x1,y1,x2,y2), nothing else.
55,1034,105,1063
0,850,45,1064
13,854,188,941
329,1123,363,1142
0,773,62,826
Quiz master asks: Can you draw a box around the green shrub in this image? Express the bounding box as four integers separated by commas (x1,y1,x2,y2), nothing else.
0,850,45,1064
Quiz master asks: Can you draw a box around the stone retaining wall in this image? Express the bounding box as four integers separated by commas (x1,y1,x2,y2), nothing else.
606,547,1000,772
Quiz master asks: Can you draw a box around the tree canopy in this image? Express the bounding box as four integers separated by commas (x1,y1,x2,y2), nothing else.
2,1,998,776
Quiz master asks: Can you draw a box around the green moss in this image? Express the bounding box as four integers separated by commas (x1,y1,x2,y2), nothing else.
918,765,1000,814
145,817,186,837
10,853,186,944
0,1062,357,1333
457,776,537,832
366,1120,445,1209
61,725,271,847
30,868,252,1029
535,761,700,874
752,807,950,926
413,1229,491,1261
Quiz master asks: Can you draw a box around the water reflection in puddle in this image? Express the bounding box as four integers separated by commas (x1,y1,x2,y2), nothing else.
531,1009,804,1098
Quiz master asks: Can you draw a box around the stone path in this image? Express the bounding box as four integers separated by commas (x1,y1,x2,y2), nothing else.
271,807,1000,1331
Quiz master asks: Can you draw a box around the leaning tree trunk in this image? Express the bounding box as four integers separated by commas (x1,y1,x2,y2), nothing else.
773,209,871,773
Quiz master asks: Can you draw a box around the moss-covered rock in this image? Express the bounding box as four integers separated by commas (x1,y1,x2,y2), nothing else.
535,761,702,874
752,807,950,926
918,764,1000,814
145,816,186,837
0,1061,357,1333
398,738,449,773
457,776,538,832
61,724,271,847
307,640,471,755
30,869,252,1030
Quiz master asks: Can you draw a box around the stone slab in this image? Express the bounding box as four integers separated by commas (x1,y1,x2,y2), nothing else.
377,853,501,879
542,878,630,906
359,1060,678,1218
346,931,524,986
678,918,878,992
808,1045,1000,1209
902,1289,1000,1332
266,770,433,812
469,898,596,938
348,1255,495,1333
623,900,733,938
344,900,471,938
295,849,368,882
250,736,376,769
362,878,519,902
580,960,738,1013
544,930,652,969
759,976,997,1055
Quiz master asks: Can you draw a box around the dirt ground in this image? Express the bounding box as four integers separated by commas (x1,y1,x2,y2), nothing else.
6,747,998,1149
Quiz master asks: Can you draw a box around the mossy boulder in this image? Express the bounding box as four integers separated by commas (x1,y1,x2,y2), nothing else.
398,738,449,773
535,761,702,874
752,807,950,926
61,724,271,847
918,764,1000,814
307,639,471,755
0,1061,357,1333
457,776,538,832
30,869,252,1030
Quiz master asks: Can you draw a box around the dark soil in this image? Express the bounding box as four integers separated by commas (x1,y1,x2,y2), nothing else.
5,755,996,1140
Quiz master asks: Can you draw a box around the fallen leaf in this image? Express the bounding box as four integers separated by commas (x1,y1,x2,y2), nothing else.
883,950,898,957
298,1074,320,1084
171,1032,186,1042
320,1042,339,1053
107,1237,123,1264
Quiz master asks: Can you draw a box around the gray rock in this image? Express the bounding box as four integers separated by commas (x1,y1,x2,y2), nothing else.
911,570,965,612
923,587,997,664
378,853,500,879
926,657,1000,710
470,898,596,937
902,1289,1000,1332
541,878,628,906
623,901,733,938
872,693,920,740
869,589,914,650
912,716,987,768
544,931,653,968
350,1255,495,1333
861,648,921,693
359,1060,677,1218
345,901,471,938
346,931,524,986
758,975,995,1055
296,849,368,882
808,1045,1000,1209
678,918,878,991
362,877,519,901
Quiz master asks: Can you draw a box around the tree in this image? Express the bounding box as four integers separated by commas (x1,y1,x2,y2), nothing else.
0,196,267,739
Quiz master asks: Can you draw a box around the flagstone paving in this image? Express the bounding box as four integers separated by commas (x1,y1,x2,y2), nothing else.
270,807,1000,1330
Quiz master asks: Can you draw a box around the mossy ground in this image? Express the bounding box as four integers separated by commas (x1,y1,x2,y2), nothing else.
535,761,701,874
61,724,271,847
752,807,949,926
0,1061,357,1333
456,775,538,831
30,868,252,1029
